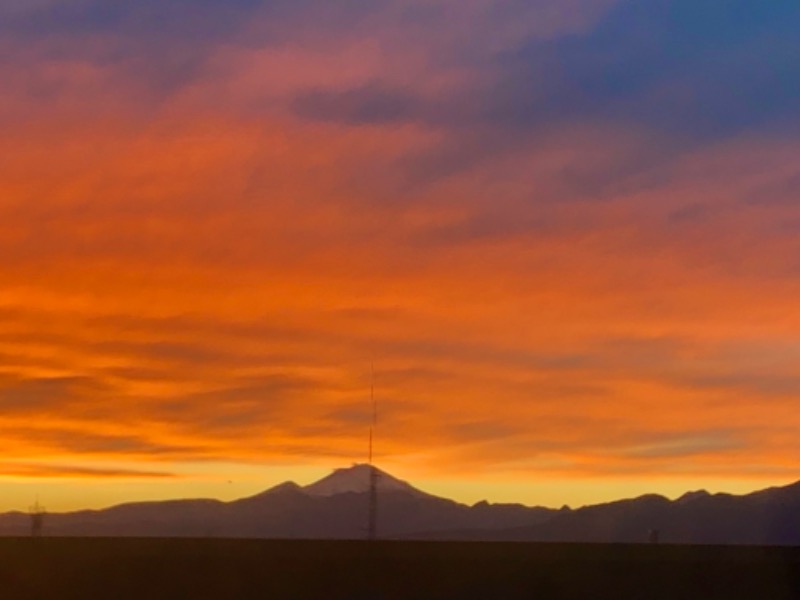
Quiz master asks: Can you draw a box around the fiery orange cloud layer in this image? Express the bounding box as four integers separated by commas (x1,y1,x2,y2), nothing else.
1,0,800,510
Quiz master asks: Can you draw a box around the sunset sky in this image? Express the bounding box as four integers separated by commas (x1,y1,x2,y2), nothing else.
2,0,800,512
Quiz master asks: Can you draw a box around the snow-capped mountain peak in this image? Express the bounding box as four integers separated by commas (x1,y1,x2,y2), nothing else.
302,464,427,497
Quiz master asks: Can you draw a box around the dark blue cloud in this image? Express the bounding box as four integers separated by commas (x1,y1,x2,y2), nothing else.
491,0,800,137
285,0,800,142
10,0,800,175
281,0,800,196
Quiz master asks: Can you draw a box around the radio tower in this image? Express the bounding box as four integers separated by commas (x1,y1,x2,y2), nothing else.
367,363,378,541
29,498,45,538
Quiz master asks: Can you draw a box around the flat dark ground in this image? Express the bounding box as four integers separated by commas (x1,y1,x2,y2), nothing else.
1,538,799,599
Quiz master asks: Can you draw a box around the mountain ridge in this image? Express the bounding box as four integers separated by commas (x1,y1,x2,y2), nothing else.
1,465,798,544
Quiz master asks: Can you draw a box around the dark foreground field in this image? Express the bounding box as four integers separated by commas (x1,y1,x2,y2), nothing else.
1,538,799,599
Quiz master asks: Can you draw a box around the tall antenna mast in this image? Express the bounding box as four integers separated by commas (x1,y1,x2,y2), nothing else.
369,362,375,465
367,362,378,541
29,497,45,538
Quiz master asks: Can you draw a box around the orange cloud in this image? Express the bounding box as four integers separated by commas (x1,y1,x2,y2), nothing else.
1,2,800,510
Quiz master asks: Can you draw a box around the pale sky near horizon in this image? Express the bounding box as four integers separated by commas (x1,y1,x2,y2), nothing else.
2,0,800,512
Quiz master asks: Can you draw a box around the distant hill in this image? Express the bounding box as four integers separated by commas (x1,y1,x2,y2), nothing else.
2,465,799,544
431,481,800,545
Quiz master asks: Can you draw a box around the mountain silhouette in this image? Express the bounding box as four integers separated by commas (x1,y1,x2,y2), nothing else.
302,464,427,497
450,480,800,544
2,465,799,544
